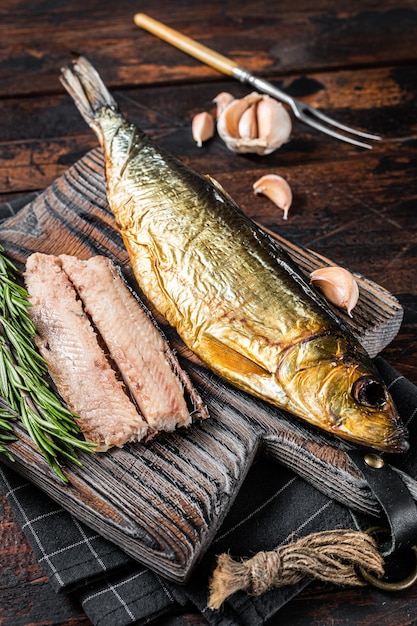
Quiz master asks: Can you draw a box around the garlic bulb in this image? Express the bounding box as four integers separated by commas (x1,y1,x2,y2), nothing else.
216,92,291,155
310,266,359,317
192,111,215,147
253,174,292,220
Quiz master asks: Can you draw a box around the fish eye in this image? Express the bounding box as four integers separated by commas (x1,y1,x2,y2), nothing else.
351,376,388,409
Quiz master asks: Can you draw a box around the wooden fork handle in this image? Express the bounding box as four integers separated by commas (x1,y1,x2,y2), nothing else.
133,13,239,77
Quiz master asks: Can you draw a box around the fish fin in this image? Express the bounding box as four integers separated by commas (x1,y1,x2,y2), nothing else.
60,56,118,141
199,334,270,379
204,174,242,211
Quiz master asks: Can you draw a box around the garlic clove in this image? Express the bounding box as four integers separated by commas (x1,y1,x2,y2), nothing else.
310,266,359,317
192,111,215,147
238,104,258,139
256,97,292,154
253,174,292,220
213,92,235,118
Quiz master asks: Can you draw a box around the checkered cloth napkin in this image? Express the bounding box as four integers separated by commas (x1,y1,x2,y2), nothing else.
2,357,417,626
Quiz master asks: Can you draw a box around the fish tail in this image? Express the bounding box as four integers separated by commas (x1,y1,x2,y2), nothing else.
60,56,118,143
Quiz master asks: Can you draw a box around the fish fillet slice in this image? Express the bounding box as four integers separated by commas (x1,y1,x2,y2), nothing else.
24,253,149,451
60,254,192,432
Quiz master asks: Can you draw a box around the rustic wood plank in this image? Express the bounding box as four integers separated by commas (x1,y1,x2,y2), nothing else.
277,577,417,625
1,62,416,243
1,62,414,147
1,1,417,96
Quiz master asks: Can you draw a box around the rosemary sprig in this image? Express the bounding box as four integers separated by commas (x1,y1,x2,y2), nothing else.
0,245,94,481
0,398,17,461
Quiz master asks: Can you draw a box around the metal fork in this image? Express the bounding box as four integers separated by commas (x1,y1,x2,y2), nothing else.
134,13,382,149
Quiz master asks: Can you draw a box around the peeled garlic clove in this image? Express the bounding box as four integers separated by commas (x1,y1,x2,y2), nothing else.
213,92,235,118
192,111,215,147
256,97,292,154
253,174,292,220
238,104,258,139
310,266,359,317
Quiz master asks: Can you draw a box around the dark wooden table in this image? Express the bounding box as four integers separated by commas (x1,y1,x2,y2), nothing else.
1,1,417,624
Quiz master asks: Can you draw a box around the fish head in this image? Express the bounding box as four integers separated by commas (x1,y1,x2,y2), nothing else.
277,334,409,453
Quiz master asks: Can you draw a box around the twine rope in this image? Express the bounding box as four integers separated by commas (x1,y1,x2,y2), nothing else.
208,529,384,610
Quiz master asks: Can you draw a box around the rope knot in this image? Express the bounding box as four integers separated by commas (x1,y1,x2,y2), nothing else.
248,550,283,595
208,529,384,610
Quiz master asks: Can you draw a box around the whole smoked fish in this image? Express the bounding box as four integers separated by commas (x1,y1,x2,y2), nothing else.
60,56,408,453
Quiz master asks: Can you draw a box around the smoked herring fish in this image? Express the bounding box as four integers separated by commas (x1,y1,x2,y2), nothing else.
59,56,408,453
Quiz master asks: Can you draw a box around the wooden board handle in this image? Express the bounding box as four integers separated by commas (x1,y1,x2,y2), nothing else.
133,13,238,77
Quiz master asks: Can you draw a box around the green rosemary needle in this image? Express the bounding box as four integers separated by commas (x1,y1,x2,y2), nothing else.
0,244,94,481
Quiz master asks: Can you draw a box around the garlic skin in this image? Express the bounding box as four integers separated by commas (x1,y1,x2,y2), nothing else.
253,174,292,220
192,111,215,147
310,266,359,317
217,92,291,155
213,92,235,118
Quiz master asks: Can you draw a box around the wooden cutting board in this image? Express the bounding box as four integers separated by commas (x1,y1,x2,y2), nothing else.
0,148,404,582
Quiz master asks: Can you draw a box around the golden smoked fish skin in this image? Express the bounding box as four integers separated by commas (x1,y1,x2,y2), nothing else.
60,57,408,453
